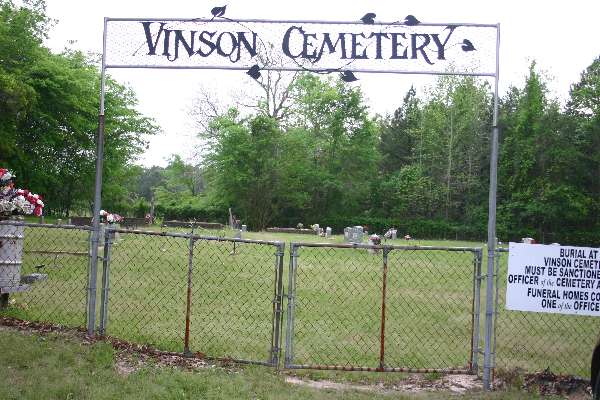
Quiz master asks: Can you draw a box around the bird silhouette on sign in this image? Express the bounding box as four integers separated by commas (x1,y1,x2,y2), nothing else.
404,15,420,26
246,64,261,80
340,71,358,82
361,13,376,24
210,5,226,20
461,39,476,52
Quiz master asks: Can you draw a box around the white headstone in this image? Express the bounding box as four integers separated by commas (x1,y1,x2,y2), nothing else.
347,226,363,243
325,227,332,238
384,228,398,240
313,224,320,235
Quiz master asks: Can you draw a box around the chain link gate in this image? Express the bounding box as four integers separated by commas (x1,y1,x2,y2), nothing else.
98,227,285,367
284,242,483,373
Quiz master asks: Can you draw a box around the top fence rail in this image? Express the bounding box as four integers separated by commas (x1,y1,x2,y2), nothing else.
105,17,499,28
0,220,93,232
291,242,482,252
107,226,283,246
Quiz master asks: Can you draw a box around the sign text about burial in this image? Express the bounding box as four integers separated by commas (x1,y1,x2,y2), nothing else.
506,243,600,316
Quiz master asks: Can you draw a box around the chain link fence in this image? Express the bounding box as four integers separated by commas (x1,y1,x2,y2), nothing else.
0,221,91,328
2,221,598,379
284,242,483,373
493,248,599,378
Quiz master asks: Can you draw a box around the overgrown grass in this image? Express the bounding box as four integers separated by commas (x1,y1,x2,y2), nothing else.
1,225,597,379
0,329,561,400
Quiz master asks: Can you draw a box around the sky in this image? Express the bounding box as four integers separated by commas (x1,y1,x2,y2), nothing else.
43,0,600,167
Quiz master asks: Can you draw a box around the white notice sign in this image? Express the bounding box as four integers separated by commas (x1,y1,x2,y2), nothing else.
506,242,600,316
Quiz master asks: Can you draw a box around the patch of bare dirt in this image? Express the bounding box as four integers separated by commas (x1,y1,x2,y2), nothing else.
495,368,591,399
285,373,481,394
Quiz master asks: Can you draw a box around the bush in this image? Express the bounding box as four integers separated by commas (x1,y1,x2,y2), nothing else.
154,202,228,223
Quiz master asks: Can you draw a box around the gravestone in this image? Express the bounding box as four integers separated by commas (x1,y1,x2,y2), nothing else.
325,227,332,238
346,226,363,243
312,224,320,236
113,224,121,242
384,228,397,240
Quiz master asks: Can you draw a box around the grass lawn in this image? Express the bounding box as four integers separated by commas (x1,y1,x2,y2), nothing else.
0,328,567,400
1,224,598,379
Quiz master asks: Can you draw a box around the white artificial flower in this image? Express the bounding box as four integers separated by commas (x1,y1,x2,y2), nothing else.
11,195,33,215
0,199,15,214
12,195,26,208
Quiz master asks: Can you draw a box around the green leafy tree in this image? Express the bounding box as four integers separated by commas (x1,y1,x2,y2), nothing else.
498,62,590,242
288,74,380,220
205,112,283,229
379,86,422,174
0,0,158,216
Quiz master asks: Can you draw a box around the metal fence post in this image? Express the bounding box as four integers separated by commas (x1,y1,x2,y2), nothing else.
471,249,483,372
84,229,91,326
491,247,505,384
87,17,108,337
98,227,114,335
284,243,299,367
378,247,390,371
483,239,497,390
183,236,195,356
86,227,99,336
270,242,285,366
483,23,501,390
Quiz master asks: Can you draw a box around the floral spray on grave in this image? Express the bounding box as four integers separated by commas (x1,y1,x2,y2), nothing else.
0,169,44,218
98,209,124,243
0,168,46,302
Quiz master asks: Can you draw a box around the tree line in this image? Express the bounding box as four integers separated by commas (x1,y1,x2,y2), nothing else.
143,58,599,245
2,1,598,245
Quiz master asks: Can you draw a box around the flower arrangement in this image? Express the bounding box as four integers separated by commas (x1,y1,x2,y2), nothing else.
0,168,44,217
99,209,123,224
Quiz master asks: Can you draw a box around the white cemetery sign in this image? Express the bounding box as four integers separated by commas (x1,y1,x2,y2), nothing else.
506,242,600,316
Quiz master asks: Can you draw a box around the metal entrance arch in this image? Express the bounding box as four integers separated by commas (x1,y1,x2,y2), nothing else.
91,15,500,389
